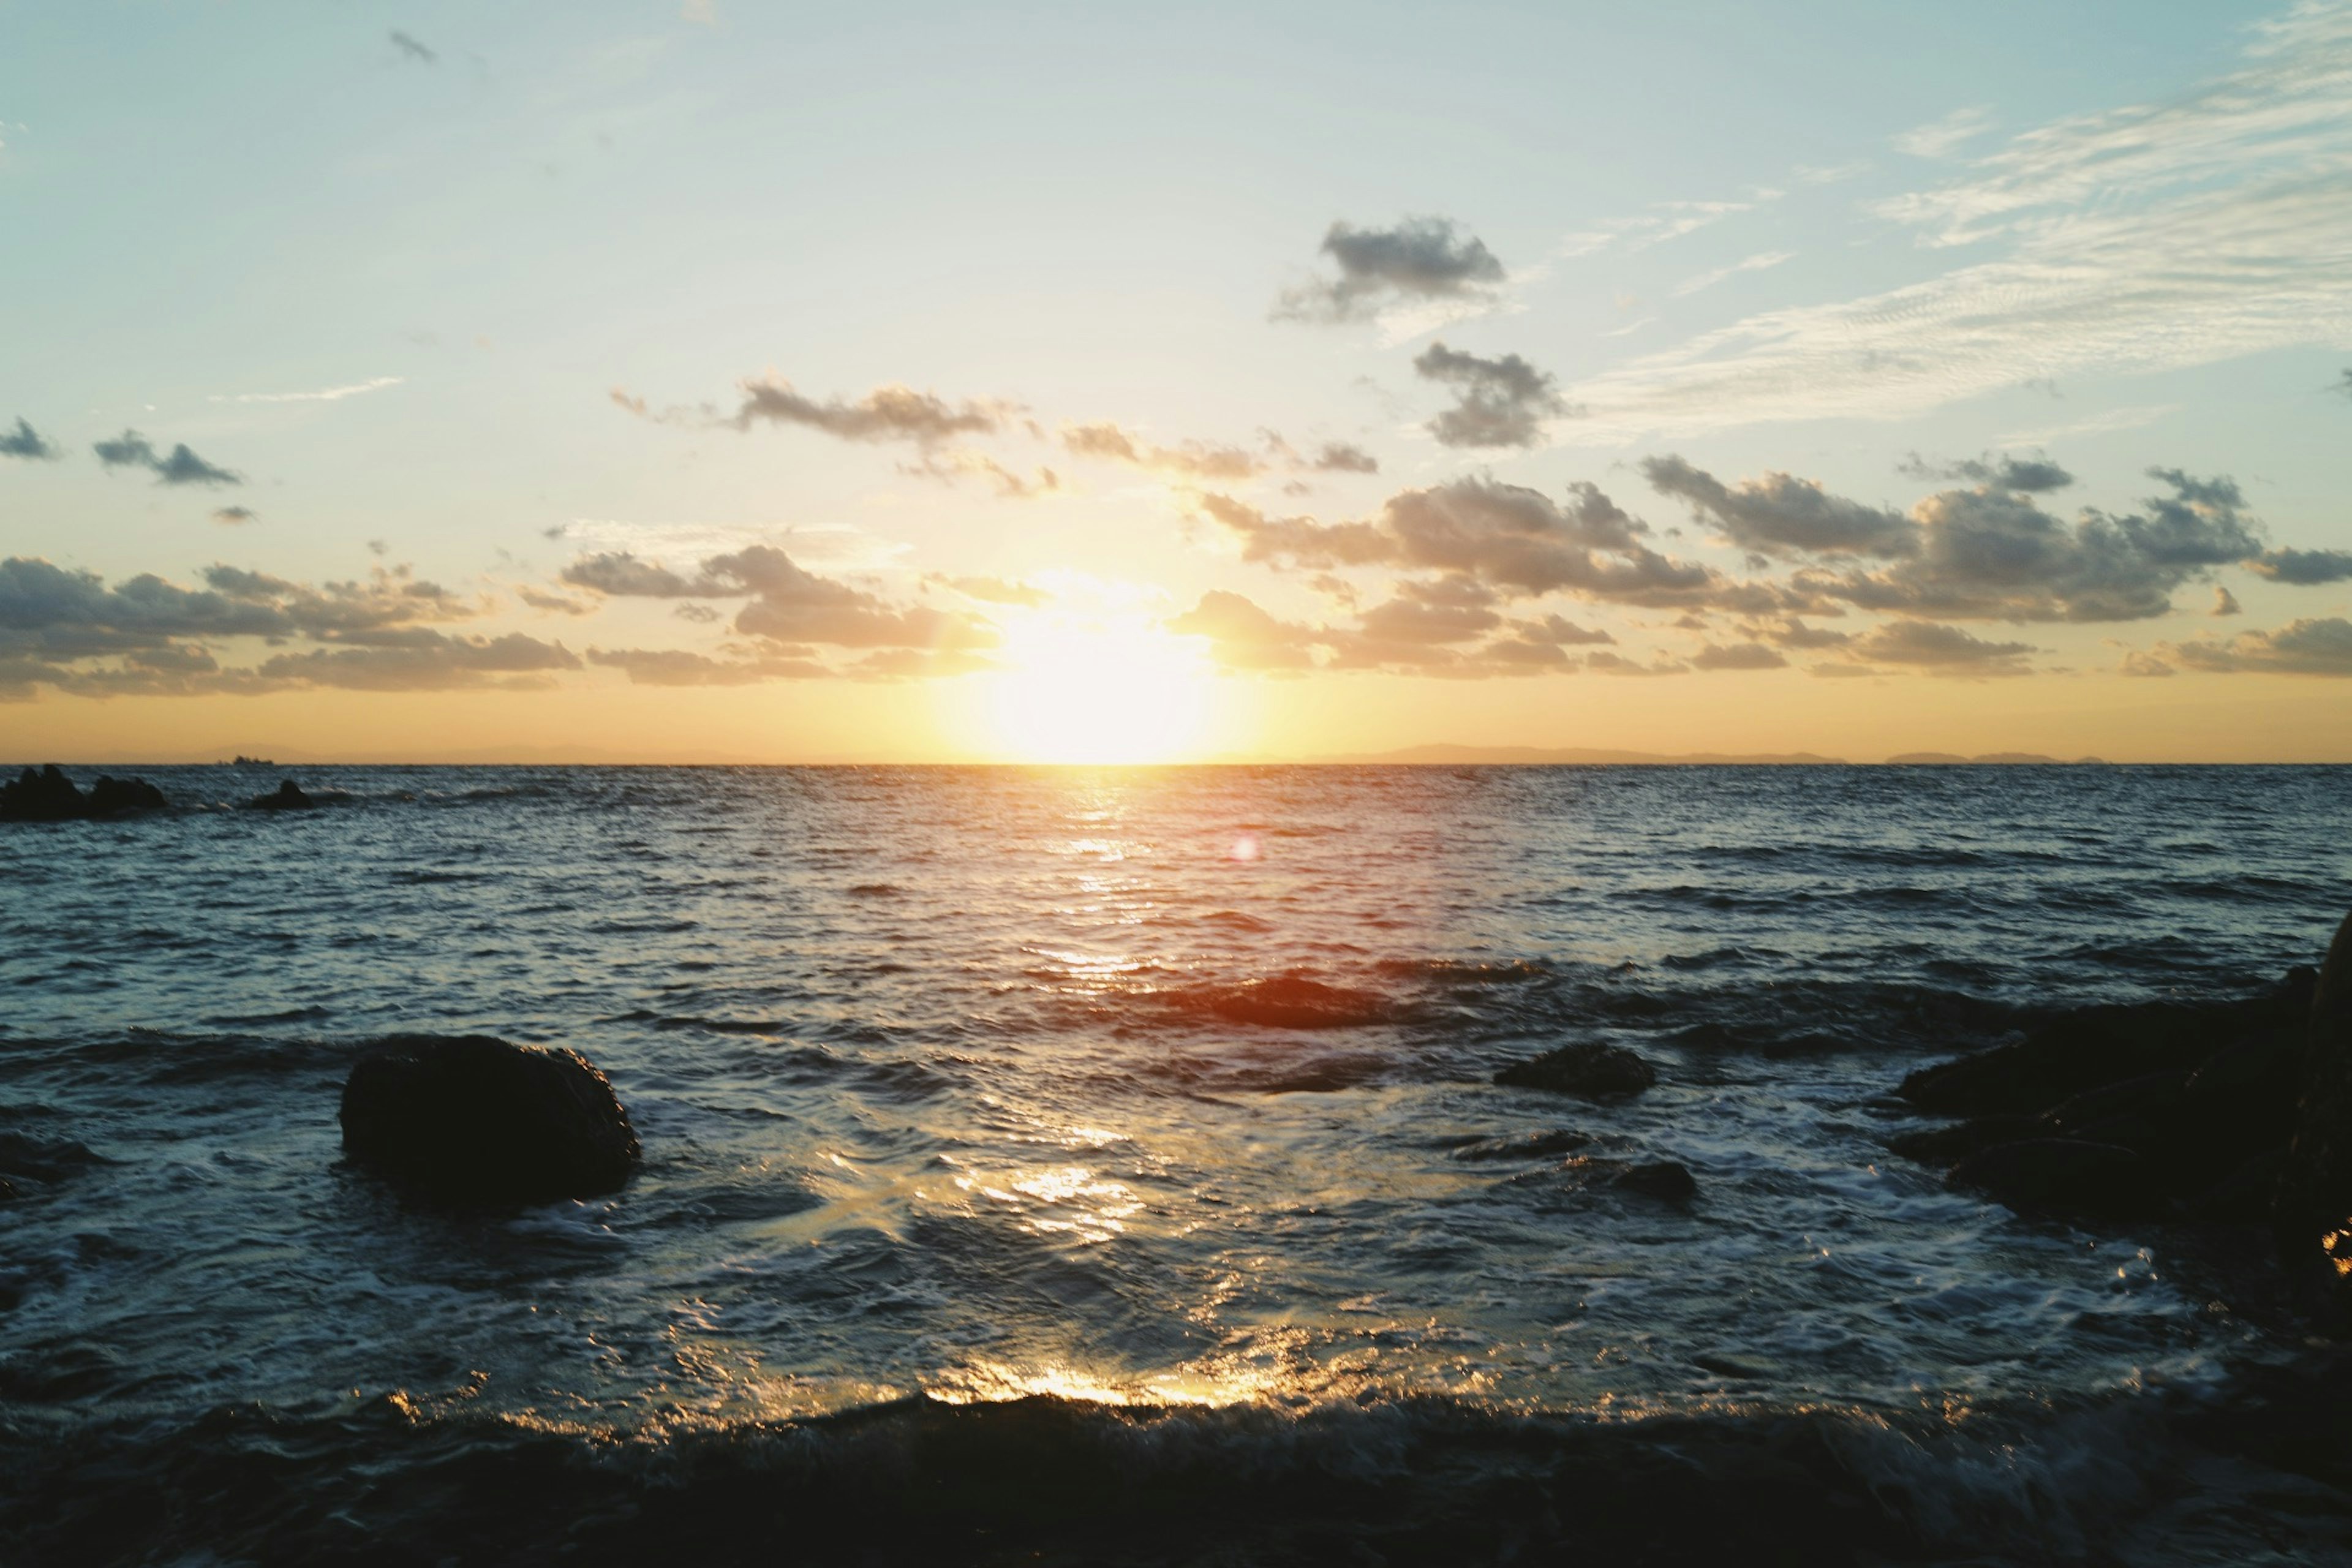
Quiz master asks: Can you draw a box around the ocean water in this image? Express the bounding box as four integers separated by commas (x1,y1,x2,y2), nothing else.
2,762,2348,1564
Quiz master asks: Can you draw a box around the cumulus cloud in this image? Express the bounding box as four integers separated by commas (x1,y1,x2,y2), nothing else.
0,417,59,461
1412,342,1572,448
1842,619,2037,674
1272,217,1507,325
1643,454,1914,557
1167,590,1319,671
2212,584,2242,616
1897,452,2075,492
2245,546,2352,584
1690,641,1789,671
1061,421,1265,481
562,544,995,652
254,633,578,691
2163,616,2352,675
93,429,241,486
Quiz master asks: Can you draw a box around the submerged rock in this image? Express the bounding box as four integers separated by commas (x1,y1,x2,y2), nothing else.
243,779,316,812
87,775,168,815
1612,1159,1698,1202
2277,910,2352,1311
1496,1041,1657,1098
339,1035,640,1204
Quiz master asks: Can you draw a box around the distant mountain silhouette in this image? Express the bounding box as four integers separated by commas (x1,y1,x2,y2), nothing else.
1883,752,2108,765
1311,744,1847,765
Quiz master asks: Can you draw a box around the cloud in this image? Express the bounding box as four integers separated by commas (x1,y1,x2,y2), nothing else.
1670,249,1795,298
587,647,833,685
2212,584,2242,616
1167,590,1319,671
1308,442,1379,474
1894,105,1997,159
1558,199,1760,258
1272,217,1507,325
2245,546,2352,584
1789,466,2266,622
388,31,437,64
562,544,995,652
1897,453,2075,492
2120,649,2176,677
211,376,403,405
516,586,597,615
211,506,257,525
620,378,1012,447
2336,368,2352,399
0,417,60,461
253,633,578,691
1842,619,2037,674
902,448,1060,497
1061,421,1265,481
2163,616,2352,675
1690,641,1789,671
1643,454,1915,558
1412,342,1572,448
92,428,241,486
1561,8,2352,439
1200,480,1748,610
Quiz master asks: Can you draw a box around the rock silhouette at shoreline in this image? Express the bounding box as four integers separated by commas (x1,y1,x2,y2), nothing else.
1891,914,2352,1306
0,765,169,821
339,1035,641,1205
1496,1041,1658,1098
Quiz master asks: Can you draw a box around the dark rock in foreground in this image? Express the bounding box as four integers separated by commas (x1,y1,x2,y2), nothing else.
1890,929,2351,1288
2277,910,2352,1314
339,1035,639,1205
1,765,170,821
1612,1159,1697,1202
1496,1041,1657,1098
243,779,315,812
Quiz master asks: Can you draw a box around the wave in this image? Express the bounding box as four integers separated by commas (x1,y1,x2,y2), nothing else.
4,1373,2343,1567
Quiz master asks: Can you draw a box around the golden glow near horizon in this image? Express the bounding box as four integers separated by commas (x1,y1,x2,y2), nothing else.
958,587,1223,763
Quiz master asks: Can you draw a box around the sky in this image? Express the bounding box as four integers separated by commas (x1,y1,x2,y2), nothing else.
2,0,2349,763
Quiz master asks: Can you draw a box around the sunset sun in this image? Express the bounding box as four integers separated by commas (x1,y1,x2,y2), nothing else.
977,606,1215,763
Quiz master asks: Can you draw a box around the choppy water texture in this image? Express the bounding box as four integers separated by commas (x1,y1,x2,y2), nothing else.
3,763,2350,1564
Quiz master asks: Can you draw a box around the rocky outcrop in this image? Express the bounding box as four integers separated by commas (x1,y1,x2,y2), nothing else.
339,1035,640,1205
0,766,170,821
1496,1041,1657,1098
2275,911,2352,1313
1889,960,2320,1232
243,780,316,812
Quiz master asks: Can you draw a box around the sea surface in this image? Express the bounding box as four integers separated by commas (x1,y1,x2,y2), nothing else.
2,762,2348,1564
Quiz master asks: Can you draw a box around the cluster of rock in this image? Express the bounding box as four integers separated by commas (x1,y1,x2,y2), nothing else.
1893,909,2352,1317
0,765,168,821
1488,1041,1694,1200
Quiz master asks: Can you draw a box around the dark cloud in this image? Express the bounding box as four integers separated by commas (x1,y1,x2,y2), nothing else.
1585,650,1687,677
388,31,437,63
516,586,597,616
1309,442,1379,474
2163,617,2352,676
2212,586,2242,616
617,379,1011,447
92,428,241,486
1841,619,2037,674
2245,547,2352,585
1897,453,2075,492
1272,217,1507,324
0,556,469,660
1801,467,2266,622
1644,455,1914,558
1755,617,1850,649
1512,613,1614,647
211,506,258,525
2334,369,2352,401
1690,641,1789,671
0,418,60,461
1351,576,1502,646
1167,590,1317,671
1412,342,1570,448
562,545,995,652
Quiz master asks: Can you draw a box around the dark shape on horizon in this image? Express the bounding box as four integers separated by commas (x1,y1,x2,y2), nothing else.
339,1035,640,1205
1495,1040,1657,1098
2277,908,2352,1319
0,764,169,821
242,779,316,811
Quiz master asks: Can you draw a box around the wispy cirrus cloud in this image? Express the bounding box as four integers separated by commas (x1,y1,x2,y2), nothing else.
1560,2,2352,440
211,376,404,405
